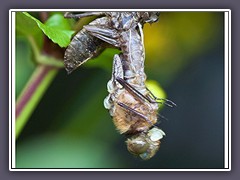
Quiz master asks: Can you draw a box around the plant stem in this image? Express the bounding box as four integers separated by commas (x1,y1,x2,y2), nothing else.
27,35,64,68
15,13,65,139
16,65,58,139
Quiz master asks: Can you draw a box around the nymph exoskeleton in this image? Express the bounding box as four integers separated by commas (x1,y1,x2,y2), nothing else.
64,12,160,74
64,12,175,160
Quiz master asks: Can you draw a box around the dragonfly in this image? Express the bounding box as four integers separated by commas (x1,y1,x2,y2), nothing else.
64,12,176,160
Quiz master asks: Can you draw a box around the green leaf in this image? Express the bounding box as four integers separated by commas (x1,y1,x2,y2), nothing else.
22,12,75,47
16,12,44,48
45,13,72,30
16,12,41,36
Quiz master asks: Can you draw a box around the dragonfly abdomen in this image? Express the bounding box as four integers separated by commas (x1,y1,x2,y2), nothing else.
64,29,105,74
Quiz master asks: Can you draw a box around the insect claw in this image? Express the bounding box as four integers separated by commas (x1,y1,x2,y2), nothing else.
64,12,104,19
159,114,168,121
156,98,177,108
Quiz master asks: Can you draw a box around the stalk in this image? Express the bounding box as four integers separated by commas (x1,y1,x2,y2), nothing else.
16,65,58,138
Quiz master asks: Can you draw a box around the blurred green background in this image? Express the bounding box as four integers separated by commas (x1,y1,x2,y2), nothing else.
16,12,224,169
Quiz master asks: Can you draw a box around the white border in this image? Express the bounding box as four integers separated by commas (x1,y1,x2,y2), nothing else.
9,11,16,170
10,9,230,12
8,10,11,171
224,11,231,170
9,9,231,171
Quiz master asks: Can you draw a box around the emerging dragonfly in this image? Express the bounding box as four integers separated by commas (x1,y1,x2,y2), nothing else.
64,12,176,160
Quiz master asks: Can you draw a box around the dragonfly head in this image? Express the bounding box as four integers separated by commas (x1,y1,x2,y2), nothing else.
126,127,165,160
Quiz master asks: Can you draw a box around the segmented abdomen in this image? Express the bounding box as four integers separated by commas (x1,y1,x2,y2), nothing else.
64,29,105,74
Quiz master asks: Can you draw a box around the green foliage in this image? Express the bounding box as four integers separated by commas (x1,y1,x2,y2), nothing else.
16,134,121,168
16,12,41,36
22,12,75,47
16,12,43,48
16,12,73,139
15,39,35,97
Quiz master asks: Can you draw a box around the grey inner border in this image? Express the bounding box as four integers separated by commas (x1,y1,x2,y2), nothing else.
10,9,230,171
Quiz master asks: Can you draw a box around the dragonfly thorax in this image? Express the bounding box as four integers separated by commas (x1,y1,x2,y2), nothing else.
111,89,159,134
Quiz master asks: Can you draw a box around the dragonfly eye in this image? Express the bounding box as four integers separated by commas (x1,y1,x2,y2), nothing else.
126,128,163,160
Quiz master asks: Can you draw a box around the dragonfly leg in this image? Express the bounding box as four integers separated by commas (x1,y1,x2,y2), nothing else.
117,102,153,126
145,87,177,107
84,25,119,38
116,77,176,107
84,25,120,47
112,55,124,83
116,77,151,104
107,54,124,93
64,12,104,19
